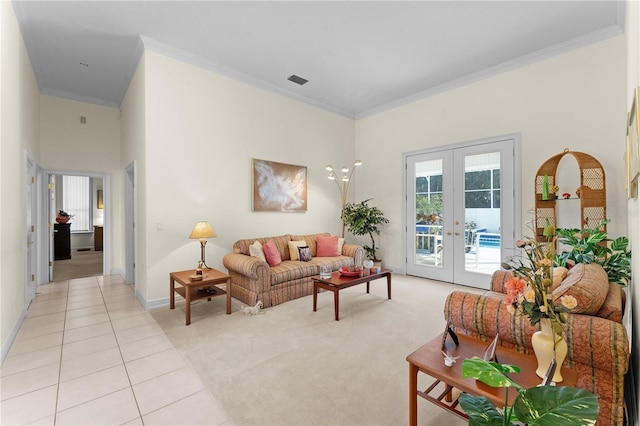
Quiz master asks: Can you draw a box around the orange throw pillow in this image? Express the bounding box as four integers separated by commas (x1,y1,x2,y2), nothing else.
316,235,339,257
262,239,282,267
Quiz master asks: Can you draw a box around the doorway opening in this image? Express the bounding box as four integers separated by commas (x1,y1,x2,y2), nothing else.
45,171,108,282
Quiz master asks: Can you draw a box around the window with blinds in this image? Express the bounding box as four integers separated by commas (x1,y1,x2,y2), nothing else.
62,175,91,232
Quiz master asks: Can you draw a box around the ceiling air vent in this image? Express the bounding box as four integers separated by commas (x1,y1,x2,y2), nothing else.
287,75,308,86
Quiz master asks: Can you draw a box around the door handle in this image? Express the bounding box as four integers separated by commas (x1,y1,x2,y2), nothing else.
455,232,461,236
446,231,452,236
455,221,460,225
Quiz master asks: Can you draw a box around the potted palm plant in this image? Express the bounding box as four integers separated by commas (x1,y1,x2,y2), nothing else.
342,198,389,262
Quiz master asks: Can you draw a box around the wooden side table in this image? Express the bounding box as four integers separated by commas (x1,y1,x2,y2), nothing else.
170,268,231,325
406,333,577,425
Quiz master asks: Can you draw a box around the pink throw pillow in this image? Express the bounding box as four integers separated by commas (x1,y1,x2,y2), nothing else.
262,239,282,267
316,235,340,257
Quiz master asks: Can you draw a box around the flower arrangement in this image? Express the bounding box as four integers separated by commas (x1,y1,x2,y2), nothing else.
501,223,577,335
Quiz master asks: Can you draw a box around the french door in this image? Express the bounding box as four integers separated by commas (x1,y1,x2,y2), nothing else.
404,137,518,289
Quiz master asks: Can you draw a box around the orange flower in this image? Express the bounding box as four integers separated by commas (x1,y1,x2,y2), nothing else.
505,277,526,304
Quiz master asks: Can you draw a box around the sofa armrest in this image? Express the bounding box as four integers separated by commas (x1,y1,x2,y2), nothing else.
222,253,271,293
444,290,629,374
342,244,364,266
490,270,513,293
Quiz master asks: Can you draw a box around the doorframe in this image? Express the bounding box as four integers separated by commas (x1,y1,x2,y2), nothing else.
401,133,522,284
125,161,136,287
24,151,38,305
41,170,110,281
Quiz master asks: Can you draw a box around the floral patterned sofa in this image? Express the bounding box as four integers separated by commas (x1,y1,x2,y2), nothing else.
444,268,630,425
223,233,364,308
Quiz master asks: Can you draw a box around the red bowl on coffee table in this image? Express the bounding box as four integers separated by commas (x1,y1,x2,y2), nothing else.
339,267,361,277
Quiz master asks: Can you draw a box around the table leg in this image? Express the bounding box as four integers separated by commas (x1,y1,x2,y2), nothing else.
170,277,175,309
366,281,370,293
387,273,392,299
185,284,191,326
409,362,418,426
226,278,232,314
313,281,318,312
333,288,340,321
445,386,453,402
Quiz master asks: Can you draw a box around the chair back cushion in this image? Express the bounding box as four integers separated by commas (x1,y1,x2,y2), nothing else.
552,263,609,315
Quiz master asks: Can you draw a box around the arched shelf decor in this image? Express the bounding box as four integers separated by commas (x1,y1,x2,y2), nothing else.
534,149,606,241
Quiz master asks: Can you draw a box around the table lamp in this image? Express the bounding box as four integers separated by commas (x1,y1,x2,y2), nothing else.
189,221,217,269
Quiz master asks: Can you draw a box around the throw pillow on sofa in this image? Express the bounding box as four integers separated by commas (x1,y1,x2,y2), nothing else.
317,235,340,257
288,240,307,261
249,240,266,263
262,239,282,267
552,262,609,315
297,246,312,261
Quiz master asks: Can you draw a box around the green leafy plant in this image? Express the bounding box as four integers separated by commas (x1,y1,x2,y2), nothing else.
342,199,389,261
416,194,442,224
459,357,599,425
554,219,631,286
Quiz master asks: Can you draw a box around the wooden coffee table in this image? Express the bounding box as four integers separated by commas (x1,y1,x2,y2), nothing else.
170,268,231,325
406,333,578,425
312,268,391,321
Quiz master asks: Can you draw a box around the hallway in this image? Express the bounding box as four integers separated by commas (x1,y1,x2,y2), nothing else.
0,275,229,425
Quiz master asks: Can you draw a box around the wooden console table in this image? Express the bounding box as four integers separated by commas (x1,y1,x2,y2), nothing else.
406,333,577,425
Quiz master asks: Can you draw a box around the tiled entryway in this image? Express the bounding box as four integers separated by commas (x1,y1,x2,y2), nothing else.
1,275,229,425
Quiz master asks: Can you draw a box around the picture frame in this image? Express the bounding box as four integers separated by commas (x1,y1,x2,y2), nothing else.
97,189,104,209
624,150,630,199
627,87,640,199
252,159,307,212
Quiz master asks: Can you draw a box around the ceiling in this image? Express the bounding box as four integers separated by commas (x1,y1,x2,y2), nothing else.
12,1,624,119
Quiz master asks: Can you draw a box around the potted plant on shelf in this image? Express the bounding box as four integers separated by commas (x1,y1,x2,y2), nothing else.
342,199,389,264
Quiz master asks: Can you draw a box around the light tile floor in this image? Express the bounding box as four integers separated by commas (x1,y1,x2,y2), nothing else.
1,275,230,426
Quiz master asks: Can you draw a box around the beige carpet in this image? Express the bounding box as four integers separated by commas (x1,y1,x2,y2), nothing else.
52,250,103,281
151,274,482,425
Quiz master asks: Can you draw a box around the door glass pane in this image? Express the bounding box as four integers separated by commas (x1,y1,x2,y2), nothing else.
464,152,501,273
414,159,443,268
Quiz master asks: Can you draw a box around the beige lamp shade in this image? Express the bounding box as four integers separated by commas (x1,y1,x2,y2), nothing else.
189,221,217,239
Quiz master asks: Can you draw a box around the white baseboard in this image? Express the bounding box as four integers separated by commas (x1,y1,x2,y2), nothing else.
1,306,27,364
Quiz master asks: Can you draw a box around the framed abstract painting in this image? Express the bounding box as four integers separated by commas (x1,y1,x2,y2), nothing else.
252,159,307,212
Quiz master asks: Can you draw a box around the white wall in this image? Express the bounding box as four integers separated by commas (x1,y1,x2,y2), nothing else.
39,96,121,173
0,2,41,358
133,50,355,304
120,54,147,297
625,0,640,423
355,36,627,272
